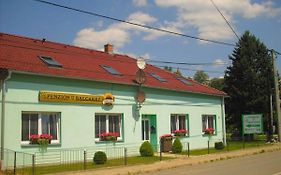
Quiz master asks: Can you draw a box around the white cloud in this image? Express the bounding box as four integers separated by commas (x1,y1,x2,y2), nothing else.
73,28,130,50
133,0,147,7
212,59,227,68
155,0,281,41
74,12,157,50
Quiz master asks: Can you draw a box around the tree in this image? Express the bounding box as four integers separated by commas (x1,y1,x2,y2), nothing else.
209,77,224,91
224,31,274,135
193,70,209,84
164,66,172,72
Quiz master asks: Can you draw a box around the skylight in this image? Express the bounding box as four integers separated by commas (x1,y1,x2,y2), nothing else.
101,65,122,76
39,56,62,68
149,72,167,82
177,77,193,86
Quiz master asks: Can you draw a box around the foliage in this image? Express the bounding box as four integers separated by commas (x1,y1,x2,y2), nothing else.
193,70,209,84
215,142,225,150
204,128,215,135
172,137,183,153
164,66,172,72
209,77,224,91
224,31,274,132
160,134,173,141
172,129,187,137
139,141,154,157
29,134,53,145
98,132,119,141
93,151,107,164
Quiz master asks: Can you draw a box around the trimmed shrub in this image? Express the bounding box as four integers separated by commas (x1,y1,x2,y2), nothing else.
139,141,154,157
215,142,224,150
172,137,182,153
93,151,107,164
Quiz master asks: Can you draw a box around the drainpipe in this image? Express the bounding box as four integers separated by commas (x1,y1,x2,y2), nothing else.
221,97,227,145
0,68,11,169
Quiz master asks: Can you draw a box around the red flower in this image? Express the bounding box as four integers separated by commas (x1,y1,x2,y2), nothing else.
160,134,172,138
204,128,214,134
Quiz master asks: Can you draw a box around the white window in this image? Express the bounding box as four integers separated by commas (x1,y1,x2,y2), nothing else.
170,114,187,133
21,112,60,144
95,113,123,141
202,115,216,133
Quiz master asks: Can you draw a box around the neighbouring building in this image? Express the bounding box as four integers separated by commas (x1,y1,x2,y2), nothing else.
0,33,227,165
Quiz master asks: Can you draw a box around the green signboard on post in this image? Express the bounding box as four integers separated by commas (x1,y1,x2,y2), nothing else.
242,114,263,134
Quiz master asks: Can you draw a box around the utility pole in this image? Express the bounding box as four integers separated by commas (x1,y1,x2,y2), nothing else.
271,49,281,142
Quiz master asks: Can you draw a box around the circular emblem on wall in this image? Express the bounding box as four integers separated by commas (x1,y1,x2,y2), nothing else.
103,93,115,106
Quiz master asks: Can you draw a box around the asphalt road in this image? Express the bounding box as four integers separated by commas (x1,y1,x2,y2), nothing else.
142,150,281,175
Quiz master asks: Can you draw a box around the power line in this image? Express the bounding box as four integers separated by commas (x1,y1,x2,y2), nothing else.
209,0,240,40
148,60,228,66
33,0,235,47
0,38,229,67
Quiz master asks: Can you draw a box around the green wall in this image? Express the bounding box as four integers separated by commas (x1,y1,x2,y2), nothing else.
1,73,225,153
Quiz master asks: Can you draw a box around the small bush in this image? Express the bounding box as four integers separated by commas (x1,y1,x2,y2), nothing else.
215,142,224,150
139,141,154,157
93,151,107,164
172,137,182,153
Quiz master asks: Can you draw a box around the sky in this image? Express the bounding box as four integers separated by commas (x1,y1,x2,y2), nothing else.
0,0,281,78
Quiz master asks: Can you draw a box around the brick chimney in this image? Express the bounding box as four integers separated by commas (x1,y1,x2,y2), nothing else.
104,44,113,54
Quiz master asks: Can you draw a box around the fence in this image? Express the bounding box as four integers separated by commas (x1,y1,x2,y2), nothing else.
0,136,269,174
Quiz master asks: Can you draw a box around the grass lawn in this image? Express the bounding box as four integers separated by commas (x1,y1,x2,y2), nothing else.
6,156,174,175
183,140,270,156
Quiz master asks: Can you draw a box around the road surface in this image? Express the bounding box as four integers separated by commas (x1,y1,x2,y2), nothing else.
141,150,281,175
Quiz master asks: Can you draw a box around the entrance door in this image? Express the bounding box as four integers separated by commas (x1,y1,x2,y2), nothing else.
142,115,157,151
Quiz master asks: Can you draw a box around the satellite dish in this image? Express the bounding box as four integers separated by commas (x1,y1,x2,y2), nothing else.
137,58,146,70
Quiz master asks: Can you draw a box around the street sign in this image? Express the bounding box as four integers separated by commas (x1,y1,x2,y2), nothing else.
242,114,263,134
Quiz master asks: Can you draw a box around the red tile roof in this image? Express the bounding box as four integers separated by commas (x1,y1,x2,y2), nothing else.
0,33,226,96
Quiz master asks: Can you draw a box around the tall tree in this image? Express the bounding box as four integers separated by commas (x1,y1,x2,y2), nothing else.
193,70,209,84
224,31,274,133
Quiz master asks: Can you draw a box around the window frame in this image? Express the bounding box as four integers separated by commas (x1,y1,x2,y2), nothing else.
94,113,124,142
170,114,189,136
21,112,61,145
201,114,217,135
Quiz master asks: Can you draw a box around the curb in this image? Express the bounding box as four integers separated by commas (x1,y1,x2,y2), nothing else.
58,143,281,175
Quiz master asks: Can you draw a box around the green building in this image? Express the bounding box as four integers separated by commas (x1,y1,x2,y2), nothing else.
0,33,226,167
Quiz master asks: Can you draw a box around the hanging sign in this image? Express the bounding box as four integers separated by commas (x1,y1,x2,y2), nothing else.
242,114,263,134
39,91,114,105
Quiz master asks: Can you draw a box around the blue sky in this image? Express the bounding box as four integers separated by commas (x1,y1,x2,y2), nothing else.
1,0,280,78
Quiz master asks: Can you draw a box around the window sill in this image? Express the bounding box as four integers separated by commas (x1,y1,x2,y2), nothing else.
202,133,217,137
21,143,61,148
95,140,124,144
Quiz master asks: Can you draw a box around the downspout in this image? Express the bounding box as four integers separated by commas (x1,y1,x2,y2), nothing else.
221,97,227,145
0,68,11,168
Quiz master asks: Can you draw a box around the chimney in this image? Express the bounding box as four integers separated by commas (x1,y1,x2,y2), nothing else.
104,44,113,54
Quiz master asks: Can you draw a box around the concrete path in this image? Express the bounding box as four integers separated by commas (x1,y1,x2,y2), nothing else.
55,143,281,175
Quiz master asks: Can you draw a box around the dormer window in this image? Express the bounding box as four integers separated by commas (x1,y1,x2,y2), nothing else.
176,77,193,86
39,56,62,68
149,72,167,82
101,65,122,76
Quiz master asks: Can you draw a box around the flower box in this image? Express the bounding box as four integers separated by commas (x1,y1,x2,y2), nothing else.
29,134,53,145
160,134,173,152
99,132,119,141
172,129,187,137
204,128,214,135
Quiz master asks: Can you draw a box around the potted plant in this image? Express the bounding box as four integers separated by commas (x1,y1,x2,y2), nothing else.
204,128,214,135
160,134,173,152
29,134,40,144
29,134,53,145
173,129,187,137
99,132,119,141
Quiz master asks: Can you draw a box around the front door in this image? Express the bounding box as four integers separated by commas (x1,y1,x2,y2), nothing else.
142,115,157,151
